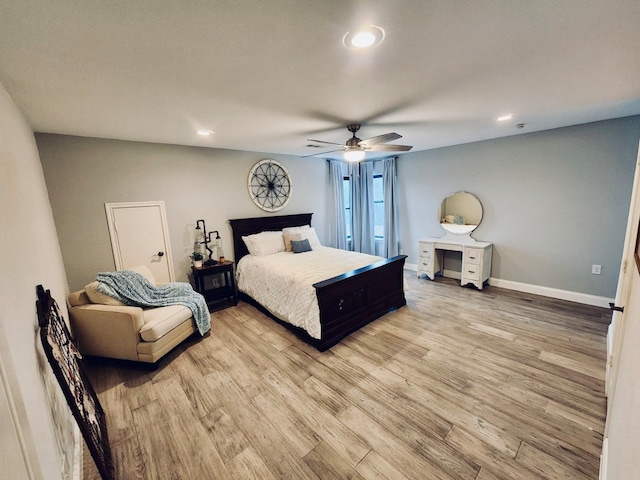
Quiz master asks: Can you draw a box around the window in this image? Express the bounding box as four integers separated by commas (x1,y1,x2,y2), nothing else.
343,177,351,240
373,174,383,239
343,175,384,241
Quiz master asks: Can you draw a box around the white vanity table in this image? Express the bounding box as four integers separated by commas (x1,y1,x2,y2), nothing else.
418,236,492,290
418,191,493,290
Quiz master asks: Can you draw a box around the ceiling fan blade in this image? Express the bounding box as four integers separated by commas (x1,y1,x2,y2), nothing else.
300,148,344,158
367,144,413,152
359,132,401,146
306,139,344,146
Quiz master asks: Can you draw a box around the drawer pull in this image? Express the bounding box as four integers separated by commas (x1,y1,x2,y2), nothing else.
468,270,475,274
469,256,476,260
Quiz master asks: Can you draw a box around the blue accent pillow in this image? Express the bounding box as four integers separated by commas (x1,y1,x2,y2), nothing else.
290,238,312,253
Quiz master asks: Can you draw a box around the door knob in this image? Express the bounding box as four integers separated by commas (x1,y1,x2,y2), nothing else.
157,251,164,257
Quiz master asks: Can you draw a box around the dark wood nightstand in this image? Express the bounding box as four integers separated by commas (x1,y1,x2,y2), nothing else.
191,260,238,310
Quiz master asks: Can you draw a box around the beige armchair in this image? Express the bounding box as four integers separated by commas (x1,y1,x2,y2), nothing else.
67,266,198,365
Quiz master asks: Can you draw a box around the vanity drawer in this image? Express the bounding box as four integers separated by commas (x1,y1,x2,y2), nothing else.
463,267,481,281
419,261,433,271
419,251,433,262
418,256,433,269
418,241,438,277
418,242,434,257
436,242,463,252
464,248,483,265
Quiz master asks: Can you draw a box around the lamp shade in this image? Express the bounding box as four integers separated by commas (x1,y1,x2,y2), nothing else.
195,225,204,243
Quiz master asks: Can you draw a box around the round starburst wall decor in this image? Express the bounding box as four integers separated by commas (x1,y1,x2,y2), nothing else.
248,159,292,212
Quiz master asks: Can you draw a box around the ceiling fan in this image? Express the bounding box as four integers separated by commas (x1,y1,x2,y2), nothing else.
304,123,413,161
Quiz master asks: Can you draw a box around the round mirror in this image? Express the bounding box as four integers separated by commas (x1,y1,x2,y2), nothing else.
439,191,483,235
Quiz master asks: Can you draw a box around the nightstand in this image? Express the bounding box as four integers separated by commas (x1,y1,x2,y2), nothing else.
191,260,238,310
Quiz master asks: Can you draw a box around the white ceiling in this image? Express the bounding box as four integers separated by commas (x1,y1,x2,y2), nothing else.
1,1,639,160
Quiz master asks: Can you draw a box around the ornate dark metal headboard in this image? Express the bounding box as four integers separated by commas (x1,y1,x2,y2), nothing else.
36,285,114,480
229,213,313,262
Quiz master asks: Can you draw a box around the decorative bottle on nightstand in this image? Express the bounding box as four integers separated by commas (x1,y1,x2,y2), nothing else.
215,236,224,262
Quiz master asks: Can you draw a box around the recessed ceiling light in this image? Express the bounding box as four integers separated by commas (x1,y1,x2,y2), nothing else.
343,25,385,50
197,129,214,136
352,31,376,48
495,114,514,122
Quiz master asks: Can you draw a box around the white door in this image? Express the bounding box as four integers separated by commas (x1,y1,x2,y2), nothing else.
600,140,640,479
105,201,175,283
605,141,640,404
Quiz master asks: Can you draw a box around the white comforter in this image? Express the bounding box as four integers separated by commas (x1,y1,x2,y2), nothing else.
236,246,383,339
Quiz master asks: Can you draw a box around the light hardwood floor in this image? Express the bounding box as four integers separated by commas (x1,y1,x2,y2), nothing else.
83,274,610,479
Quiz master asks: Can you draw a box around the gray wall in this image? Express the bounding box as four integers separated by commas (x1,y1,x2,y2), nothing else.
399,115,640,298
0,82,73,478
38,115,640,298
36,135,328,291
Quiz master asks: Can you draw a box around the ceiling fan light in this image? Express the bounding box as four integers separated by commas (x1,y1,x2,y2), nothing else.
495,114,514,122
344,148,366,162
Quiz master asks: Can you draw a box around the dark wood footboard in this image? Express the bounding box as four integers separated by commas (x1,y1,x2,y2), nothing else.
312,254,407,350
229,213,408,351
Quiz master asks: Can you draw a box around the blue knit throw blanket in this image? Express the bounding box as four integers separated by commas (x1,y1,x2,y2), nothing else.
96,270,211,336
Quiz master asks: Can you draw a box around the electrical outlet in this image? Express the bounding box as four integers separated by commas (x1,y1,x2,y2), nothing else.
592,264,602,275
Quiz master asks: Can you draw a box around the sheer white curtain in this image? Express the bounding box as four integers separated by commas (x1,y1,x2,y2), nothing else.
328,160,347,249
348,161,375,254
381,156,400,257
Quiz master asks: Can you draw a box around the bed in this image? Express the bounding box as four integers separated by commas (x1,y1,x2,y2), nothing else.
229,213,407,351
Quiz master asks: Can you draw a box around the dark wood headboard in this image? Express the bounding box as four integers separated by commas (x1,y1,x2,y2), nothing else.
229,213,313,262
36,285,114,479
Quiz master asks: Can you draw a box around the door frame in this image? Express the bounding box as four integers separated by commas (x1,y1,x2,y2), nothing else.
0,319,39,479
104,201,176,282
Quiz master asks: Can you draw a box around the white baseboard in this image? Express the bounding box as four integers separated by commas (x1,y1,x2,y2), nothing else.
404,263,613,308
599,437,608,480
489,277,613,308
73,425,82,480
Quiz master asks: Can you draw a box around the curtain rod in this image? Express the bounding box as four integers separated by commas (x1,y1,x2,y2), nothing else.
325,155,398,163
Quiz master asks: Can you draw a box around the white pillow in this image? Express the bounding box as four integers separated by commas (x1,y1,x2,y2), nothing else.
302,226,322,247
125,265,156,285
84,281,126,306
283,225,321,247
283,232,303,252
85,264,156,305
242,231,285,257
